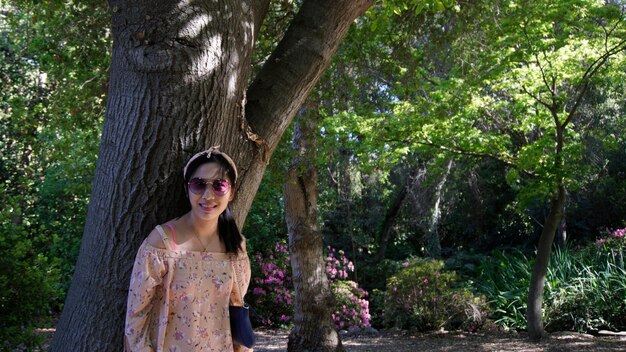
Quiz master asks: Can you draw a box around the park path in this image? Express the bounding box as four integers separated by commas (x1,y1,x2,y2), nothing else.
26,327,626,351
253,329,626,352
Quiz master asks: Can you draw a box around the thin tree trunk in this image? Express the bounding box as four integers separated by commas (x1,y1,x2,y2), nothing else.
527,123,567,341
285,105,344,352
338,145,357,280
527,183,566,341
425,159,453,259
375,162,430,261
374,180,409,261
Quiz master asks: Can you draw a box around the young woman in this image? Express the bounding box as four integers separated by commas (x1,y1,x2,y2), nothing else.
125,147,251,351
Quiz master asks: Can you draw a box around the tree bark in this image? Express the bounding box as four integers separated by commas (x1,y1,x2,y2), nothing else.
374,179,409,261
337,143,357,279
375,164,425,261
425,159,453,259
527,123,567,341
51,0,371,350
285,106,343,352
527,183,566,341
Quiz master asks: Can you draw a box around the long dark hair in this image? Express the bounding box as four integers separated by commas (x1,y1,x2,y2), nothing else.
183,153,243,254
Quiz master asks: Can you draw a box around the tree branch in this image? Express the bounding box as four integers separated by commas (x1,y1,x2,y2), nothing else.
563,36,626,128
411,139,538,178
245,0,373,153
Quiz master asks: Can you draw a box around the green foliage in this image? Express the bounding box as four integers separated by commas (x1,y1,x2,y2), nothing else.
0,193,61,349
383,259,489,331
1,0,624,343
474,249,534,331
545,230,626,332
473,235,626,332
0,1,109,346
248,242,294,328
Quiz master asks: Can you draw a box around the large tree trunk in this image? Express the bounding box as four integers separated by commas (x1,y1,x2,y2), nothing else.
51,0,371,350
285,106,343,352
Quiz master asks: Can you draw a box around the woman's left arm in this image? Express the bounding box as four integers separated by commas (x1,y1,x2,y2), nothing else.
232,241,253,352
231,251,251,305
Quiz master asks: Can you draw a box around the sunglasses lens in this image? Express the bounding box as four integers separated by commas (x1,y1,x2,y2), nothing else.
188,178,230,196
211,180,230,196
188,178,207,195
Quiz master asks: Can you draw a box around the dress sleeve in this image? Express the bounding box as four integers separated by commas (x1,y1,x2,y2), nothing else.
124,242,167,352
231,252,251,305
231,250,253,352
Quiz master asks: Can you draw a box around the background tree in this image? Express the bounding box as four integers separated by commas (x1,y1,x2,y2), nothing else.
389,0,626,340
285,101,344,351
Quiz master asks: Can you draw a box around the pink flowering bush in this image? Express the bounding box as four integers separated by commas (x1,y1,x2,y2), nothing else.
331,280,371,330
596,227,626,256
595,227,625,268
384,259,489,331
325,246,354,280
248,242,371,330
248,242,294,327
325,246,371,330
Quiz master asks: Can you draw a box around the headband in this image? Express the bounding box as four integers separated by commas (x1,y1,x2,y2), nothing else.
183,146,238,183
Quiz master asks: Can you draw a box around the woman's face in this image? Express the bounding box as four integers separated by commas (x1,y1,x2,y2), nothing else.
187,162,234,222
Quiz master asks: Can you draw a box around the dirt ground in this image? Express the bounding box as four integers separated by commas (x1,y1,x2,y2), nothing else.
254,329,626,352
30,328,626,351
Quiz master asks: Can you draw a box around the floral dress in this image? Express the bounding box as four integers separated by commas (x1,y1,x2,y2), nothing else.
125,225,252,352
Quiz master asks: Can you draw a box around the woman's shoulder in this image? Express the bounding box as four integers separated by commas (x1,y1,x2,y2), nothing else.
145,221,179,250
145,227,167,249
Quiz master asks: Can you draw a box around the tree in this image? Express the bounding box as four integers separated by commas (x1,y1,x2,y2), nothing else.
51,0,372,350
285,102,343,351
392,0,626,340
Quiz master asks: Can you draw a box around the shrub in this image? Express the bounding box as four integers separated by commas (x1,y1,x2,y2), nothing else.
331,281,371,330
383,259,489,331
474,230,626,333
474,249,531,331
325,246,371,330
0,194,61,349
248,242,372,330
248,241,294,327
368,288,386,328
545,228,626,332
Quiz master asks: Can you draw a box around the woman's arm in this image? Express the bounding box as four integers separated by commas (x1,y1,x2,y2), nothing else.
124,232,167,351
232,240,254,351
231,240,251,305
